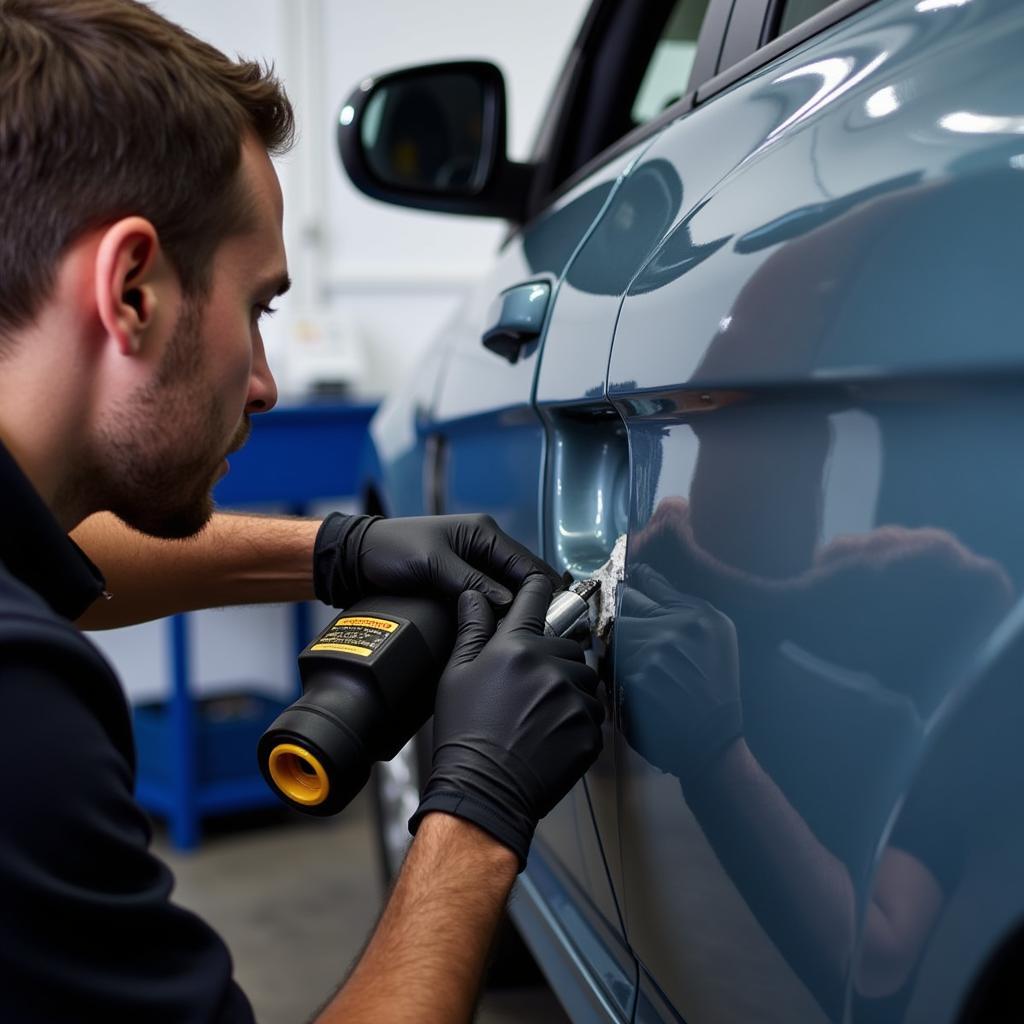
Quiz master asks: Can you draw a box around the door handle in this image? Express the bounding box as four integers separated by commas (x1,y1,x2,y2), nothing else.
481,281,550,363
543,404,629,579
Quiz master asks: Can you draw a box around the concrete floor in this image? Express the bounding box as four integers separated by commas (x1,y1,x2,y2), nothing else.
154,792,570,1023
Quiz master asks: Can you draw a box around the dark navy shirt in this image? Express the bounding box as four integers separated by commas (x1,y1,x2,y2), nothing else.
0,442,254,1022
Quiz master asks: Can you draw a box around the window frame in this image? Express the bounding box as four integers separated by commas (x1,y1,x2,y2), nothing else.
700,0,881,105
521,0,735,224
517,0,881,235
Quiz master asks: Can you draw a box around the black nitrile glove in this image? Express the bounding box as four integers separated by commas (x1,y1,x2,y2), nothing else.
409,575,604,869
618,564,742,785
313,513,561,609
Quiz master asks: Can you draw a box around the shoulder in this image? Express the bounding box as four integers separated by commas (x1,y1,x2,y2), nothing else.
0,560,133,758
0,558,56,622
0,666,255,1023
0,569,255,1022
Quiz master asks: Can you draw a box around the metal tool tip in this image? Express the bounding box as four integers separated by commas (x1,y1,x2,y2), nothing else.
570,578,600,602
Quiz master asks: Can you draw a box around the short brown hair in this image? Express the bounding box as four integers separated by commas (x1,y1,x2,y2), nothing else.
0,0,294,341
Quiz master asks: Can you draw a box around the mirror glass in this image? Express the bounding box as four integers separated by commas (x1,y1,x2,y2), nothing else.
361,72,488,194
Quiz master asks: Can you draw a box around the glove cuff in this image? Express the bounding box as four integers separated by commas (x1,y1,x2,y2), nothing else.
312,512,381,607
409,788,534,873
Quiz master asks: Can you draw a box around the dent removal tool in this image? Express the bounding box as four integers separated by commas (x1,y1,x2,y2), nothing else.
258,574,613,816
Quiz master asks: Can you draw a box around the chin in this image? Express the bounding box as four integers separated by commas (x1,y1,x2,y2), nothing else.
118,492,215,540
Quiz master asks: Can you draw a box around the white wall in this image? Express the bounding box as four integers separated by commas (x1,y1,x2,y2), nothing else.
150,0,588,400
94,0,588,702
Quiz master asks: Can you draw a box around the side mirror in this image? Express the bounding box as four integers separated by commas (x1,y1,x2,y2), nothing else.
337,61,532,222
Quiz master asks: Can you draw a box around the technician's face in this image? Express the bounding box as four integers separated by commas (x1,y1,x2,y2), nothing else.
100,137,287,539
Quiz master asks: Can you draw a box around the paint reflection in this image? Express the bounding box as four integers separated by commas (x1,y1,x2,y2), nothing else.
619,458,1012,1018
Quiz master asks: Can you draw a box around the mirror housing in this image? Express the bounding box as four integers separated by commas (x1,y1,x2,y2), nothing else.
337,61,533,222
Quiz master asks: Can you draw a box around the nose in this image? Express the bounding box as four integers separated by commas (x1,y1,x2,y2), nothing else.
246,333,279,414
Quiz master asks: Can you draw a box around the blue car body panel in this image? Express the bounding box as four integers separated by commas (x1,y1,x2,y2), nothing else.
359,0,1024,1019
367,140,651,1018
601,0,1024,1020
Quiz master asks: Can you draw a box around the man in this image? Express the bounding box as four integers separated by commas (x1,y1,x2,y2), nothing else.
0,2,603,1021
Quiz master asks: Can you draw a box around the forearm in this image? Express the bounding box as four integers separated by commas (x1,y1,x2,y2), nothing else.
72,511,320,629
690,739,942,1004
316,813,517,1024
687,739,856,1005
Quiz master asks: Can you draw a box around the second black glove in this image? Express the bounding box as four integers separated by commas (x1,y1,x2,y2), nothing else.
409,574,604,870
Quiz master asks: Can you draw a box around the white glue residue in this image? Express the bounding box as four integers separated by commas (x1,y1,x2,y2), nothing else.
591,534,627,639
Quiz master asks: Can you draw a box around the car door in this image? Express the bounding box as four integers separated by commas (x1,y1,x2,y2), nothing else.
603,0,1024,1021
509,1,742,1017
350,1,738,1015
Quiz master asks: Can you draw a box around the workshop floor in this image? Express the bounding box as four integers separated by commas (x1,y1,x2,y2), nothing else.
154,792,570,1024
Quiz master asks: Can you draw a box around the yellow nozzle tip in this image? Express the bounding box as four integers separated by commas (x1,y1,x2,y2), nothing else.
267,743,330,806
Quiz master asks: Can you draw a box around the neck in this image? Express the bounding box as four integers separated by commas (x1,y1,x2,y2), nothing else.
0,332,96,533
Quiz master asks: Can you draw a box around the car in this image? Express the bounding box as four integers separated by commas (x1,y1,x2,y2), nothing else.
336,0,1024,1020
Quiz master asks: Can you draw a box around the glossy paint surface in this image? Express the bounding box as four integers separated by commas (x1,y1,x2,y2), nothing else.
373,136,637,537
602,0,1024,1020
535,145,668,406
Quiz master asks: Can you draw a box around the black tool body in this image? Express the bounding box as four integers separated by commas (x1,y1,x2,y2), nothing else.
258,596,454,816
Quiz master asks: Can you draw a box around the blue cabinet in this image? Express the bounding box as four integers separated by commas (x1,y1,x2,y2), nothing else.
133,402,376,849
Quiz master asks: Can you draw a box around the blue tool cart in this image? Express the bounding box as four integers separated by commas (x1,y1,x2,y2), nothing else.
133,402,376,850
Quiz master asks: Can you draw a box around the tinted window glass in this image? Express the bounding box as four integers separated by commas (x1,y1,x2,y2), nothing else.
631,0,712,124
777,0,838,35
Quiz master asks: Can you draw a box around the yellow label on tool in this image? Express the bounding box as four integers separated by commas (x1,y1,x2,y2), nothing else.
334,617,399,632
310,615,401,658
310,642,374,656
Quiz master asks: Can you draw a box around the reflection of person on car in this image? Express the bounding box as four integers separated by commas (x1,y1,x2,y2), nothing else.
616,161,1020,1019
621,500,1012,1019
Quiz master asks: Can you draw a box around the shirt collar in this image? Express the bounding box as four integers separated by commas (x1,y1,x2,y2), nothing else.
0,440,106,620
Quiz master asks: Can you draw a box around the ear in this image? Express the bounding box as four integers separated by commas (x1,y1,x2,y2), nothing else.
94,217,162,356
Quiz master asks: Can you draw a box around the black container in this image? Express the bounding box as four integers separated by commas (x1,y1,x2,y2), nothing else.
258,595,454,816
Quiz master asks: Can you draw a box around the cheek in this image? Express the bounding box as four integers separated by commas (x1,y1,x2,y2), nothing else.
230,333,255,393
206,310,256,401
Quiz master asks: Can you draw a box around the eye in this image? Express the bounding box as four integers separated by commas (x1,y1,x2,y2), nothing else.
253,303,278,324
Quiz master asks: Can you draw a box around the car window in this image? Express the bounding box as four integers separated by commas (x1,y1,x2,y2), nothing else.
630,0,712,124
534,0,725,206
775,0,839,36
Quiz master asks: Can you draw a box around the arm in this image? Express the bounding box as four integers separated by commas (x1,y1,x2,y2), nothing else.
687,738,860,997
620,574,942,1006
688,739,943,1004
72,511,319,629
315,814,517,1024
317,577,601,1022
73,510,563,630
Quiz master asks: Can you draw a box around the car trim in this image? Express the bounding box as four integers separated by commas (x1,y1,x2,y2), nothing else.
516,0,881,240
515,0,737,233
557,0,881,188
532,90,698,223
699,0,880,103
687,0,736,94
524,0,615,218
718,0,773,71
761,0,792,41
511,855,634,1022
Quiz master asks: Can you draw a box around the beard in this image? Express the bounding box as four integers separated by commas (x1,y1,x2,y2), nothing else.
89,297,250,540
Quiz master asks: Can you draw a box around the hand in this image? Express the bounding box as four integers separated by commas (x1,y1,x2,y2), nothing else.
410,574,603,869
313,512,562,609
618,564,742,784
